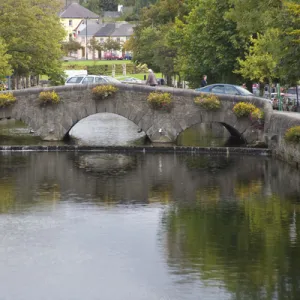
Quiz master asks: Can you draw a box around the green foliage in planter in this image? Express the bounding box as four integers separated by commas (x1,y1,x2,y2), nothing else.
250,108,264,121
92,85,118,99
39,91,60,104
147,92,172,111
233,102,257,117
0,92,16,107
285,126,300,143
194,94,221,110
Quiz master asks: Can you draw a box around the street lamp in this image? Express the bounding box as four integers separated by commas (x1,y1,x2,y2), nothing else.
85,17,89,60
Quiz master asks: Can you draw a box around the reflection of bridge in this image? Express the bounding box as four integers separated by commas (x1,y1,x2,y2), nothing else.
0,84,271,144
2,152,300,207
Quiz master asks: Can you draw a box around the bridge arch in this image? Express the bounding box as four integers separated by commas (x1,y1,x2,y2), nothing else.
0,84,272,144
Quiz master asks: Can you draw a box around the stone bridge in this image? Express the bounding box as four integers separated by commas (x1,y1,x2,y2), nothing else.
0,84,272,144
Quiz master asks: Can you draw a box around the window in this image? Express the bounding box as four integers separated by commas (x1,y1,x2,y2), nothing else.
69,20,72,26
67,77,84,84
95,77,106,83
117,38,120,43
82,76,95,84
225,85,239,95
211,85,225,94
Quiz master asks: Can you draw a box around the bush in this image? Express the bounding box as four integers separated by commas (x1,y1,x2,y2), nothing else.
92,85,118,99
39,91,60,104
194,94,221,110
147,92,172,111
285,126,300,143
233,102,257,117
0,92,16,107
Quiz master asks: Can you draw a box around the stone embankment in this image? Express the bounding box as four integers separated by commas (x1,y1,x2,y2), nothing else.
266,111,300,167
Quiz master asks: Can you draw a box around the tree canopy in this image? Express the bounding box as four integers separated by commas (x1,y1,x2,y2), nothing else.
0,0,65,79
128,0,300,87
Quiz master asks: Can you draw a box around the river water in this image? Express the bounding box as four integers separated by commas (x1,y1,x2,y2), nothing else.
0,151,300,300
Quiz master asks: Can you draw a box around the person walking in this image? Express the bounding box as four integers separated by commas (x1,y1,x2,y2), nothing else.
146,69,158,87
201,75,207,87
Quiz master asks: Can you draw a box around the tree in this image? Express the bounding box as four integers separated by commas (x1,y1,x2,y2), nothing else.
80,0,118,13
235,29,281,90
0,0,66,80
62,39,83,57
103,38,121,52
88,37,104,59
173,0,242,87
0,38,12,80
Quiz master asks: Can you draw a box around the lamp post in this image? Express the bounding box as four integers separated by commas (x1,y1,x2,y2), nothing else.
85,17,89,60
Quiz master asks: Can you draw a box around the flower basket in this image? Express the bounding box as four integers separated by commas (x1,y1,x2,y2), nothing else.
233,102,257,118
285,126,300,143
92,85,118,100
0,92,16,108
39,91,60,105
147,92,172,111
194,94,221,110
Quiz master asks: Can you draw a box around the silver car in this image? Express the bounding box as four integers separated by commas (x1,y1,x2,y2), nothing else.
65,75,119,85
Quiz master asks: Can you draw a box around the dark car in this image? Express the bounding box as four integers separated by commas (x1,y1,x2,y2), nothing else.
195,84,254,96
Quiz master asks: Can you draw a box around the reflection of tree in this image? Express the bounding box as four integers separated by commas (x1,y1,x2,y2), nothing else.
0,181,15,213
149,184,172,204
184,155,233,173
163,189,300,300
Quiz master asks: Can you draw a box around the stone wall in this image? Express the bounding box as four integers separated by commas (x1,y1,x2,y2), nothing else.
265,111,300,167
0,84,271,143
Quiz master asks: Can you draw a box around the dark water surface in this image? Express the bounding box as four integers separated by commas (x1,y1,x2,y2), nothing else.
0,152,300,300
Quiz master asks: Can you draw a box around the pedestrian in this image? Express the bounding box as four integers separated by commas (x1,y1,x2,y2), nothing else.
242,83,247,89
201,75,207,87
146,69,158,87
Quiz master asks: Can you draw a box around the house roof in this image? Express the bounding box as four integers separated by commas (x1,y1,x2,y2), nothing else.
77,21,135,38
77,19,104,36
111,23,134,37
94,23,116,37
60,3,99,19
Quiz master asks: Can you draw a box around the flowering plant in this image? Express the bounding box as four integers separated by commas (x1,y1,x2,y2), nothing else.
0,92,16,107
194,94,221,110
285,126,300,143
233,102,257,117
39,91,60,104
147,92,172,111
92,85,118,99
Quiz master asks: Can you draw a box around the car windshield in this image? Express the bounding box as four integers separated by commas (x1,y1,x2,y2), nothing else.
67,76,84,84
235,86,253,96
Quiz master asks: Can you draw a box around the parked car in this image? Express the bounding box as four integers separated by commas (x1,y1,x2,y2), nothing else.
101,76,121,84
104,52,118,60
65,75,119,85
117,76,144,84
196,83,273,105
124,53,132,60
196,84,254,96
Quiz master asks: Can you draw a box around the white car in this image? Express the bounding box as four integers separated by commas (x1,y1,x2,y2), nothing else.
65,75,120,85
